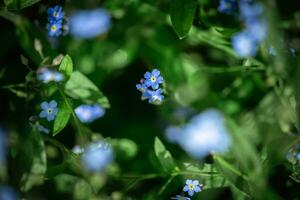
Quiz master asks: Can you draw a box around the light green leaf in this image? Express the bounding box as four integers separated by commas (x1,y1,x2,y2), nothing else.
170,0,197,39
65,71,110,108
111,138,138,160
59,55,73,79
154,137,178,175
53,98,72,136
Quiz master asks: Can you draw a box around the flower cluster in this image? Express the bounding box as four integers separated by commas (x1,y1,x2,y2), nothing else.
69,8,111,39
218,0,237,15
75,104,105,123
37,68,64,83
165,109,231,159
231,0,267,57
82,141,114,172
46,5,65,37
136,69,164,105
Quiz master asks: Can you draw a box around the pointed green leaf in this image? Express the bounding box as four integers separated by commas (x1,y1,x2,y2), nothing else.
170,0,197,39
154,137,178,175
65,71,110,108
53,98,72,136
59,55,73,79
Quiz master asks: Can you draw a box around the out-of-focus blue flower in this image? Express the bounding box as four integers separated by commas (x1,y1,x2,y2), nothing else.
0,128,6,167
245,20,267,42
37,68,64,83
239,1,263,22
47,5,64,22
171,195,191,200
136,83,149,100
218,0,237,15
183,179,202,196
165,126,182,144
37,124,50,134
75,104,105,123
0,186,18,200
232,32,258,57
72,145,84,154
69,9,111,39
144,69,164,90
47,20,63,37
39,100,58,122
147,89,164,104
82,141,114,172
178,109,231,159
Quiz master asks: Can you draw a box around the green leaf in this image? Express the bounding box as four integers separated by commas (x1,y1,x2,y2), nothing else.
111,138,138,160
53,97,72,136
170,0,197,39
154,137,178,175
4,0,40,10
59,55,73,79
65,71,110,108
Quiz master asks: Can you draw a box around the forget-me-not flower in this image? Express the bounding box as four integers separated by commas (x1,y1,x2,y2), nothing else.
75,104,105,123
171,195,191,200
0,186,18,200
136,83,149,100
69,8,111,39
39,100,58,122
37,124,50,134
47,5,64,22
144,69,164,90
147,89,164,104
47,20,63,37
178,109,231,159
82,141,114,172
37,68,64,83
218,0,237,15
232,32,258,58
183,179,202,196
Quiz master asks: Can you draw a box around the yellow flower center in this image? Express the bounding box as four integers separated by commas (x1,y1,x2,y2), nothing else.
141,88,145,92
47,108,53,114
188,184,194,190
150,76,156,82
51,25,57,32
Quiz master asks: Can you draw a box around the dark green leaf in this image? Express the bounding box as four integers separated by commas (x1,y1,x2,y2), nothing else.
59,55,73,79
170,0,197,39
65,71,110,108
154,137,178,175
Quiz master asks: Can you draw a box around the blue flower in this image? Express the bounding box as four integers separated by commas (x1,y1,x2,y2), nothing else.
72,145,84,154
46,20,63,37
245,20,267,42
0,186,18,200
136,83,149,100
239,1,263,22
75,104,105,123
37,124,50,134
183,179,202,196
147,89,164,104
0,128,6,167
178,109,231,159
82,141,114,172
232,32,258,57
218,0,237,15
144,69,164,90
39,100,58,122
165,126,182,144
171,195,191,200
47,5,64,22
69,8,111,39
37,68,64,83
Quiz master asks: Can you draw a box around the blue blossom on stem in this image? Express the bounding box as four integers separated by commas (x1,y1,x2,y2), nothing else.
147,89,164,105
136,83,149,100
39,100,58,122
69,8,111,39
75,104,105,123
82,141,114,172
245,20,267,42
144,69,164,90
183,179,202,196
37,124,50,134
46,20,63,37
37,68,64,83
0,186,18,200
171,195,191,200
232,32,258,57
178,109,231,159
47,5,64,22
218,0,237,15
